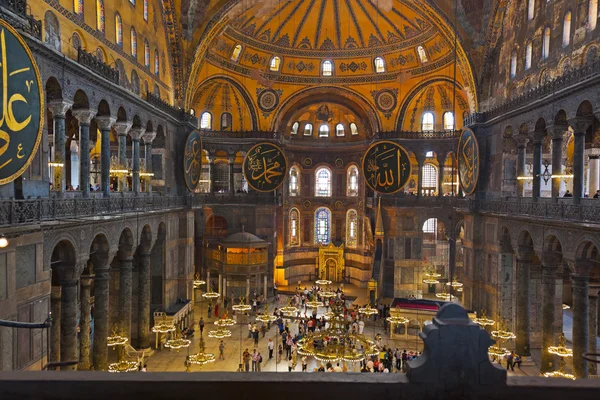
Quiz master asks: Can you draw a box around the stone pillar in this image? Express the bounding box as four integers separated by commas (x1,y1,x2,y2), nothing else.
48,100,73,197
550,126,566,202
588,155,600,197
119,253,134,339
515,253,531,356
448,234,457,298
570,118,592,204
515,136,529,198
78,275,93,370
207,270,211,291
208,157,215,195
264,274,268,300
436,154,445,197
246,277,250,301
588,287,599,375
228,156,235,194
222,277,227,299
60,279,79,370
138,251,151,349
113,122,132,192
129,127,146,194
540,255,560,373
92,261,110,371
72,109,96,198
50,286,61,364
572,273,589,379
142,131,156,193
532,133,544,201
218,274,222,295
416,154,425,197
96,116,116,197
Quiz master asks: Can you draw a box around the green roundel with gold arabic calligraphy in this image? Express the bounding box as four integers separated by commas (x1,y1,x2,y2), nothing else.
243,142,287,192
362,141,411,194
0,20,44,185
457,128,480,195
183,130,203,192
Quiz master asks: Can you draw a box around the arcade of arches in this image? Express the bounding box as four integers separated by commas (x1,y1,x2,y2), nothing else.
1,0,600,386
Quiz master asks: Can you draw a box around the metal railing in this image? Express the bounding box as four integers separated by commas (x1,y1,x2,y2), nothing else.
0,1,41,39
376,130,462,139
77,47,119,85
192,193,277,206
146,92,189,121
377,196,469,208
470,198,600,223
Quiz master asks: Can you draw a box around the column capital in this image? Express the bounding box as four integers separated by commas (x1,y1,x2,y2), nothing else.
515,246,534,261
228,156,235,164
142,130,156,144
113,122,132,136
96,116,116,131
542,251,562,268
47,99,73,118
571,273,590,286
80,275,95,287
568,117,593,134
72,109,96,125
515,135,529,148
532,130,546,143
548,124,569,140
129,127,146,141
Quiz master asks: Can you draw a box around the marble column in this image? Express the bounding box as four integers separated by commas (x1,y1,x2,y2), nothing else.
113,122,132,192
246,277,250,301
207,270,211,291
436,154,445,197
78,275,93,370
60,279,79,370
208,157,215,194
222,277,227,299
541,257,559,373
48,100,73,197
129,127,146,195
138,251,151,349
142,131,156,193
119,254,134,339
588,156,600,197
50,286,61,364
264,274,268,300
588,287,599,375
515,254,531,356
218,274,222,295
96,117,116,197
532,134,544,201
228,157,235,194
550,126,566,202
417,155,425,197
570,118,592,204
515,136,529,198
572,273,589,379
72,109,96,198
448,234,457,298
92,261,110,371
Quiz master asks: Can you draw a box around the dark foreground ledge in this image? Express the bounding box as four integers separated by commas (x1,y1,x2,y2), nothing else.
1,372,599,400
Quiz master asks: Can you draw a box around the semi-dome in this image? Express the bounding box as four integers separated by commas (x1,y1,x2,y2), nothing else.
220,231,267,248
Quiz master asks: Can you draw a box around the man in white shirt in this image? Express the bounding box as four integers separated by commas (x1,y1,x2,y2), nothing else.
358,319,365,334
333,363,343,372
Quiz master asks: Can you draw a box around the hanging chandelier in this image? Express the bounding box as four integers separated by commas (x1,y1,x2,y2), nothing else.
193,273,206,289
473,309,495,327
232,297,252,312
152,316,176,333
108,345,138,373
280,299,299,316
164,329,192,352
256,304,277,323
547,333,573,358
202,290,220,300
358,304,378,316
386,315,409,325
306,300,324,309
315,279,332,286
543,358,575,380
188,336,216,365
445,278,463,288
107,324,128,348
319,290,337,299
208,315,235,338
491,318,516,341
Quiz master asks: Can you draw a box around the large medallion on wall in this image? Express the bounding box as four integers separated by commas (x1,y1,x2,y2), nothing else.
362,141,411,194
243,142,287,192
457,128,480,195
257,89,280,113
0,20,44,185
183,130,202,192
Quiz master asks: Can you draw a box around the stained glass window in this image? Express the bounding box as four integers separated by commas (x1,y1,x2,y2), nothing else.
423,218,438,234
315,208,331,245
289,166,299,196
346,210,358,248
115,13,123,46
144,0,149,21
347,166,359,196
336,124,345,136
220,113,232,130
510,52,517,78
74,0,84,15
422,164,438,191
96,0,105,32
525,41,532,69
154,49,159,75
290,208,300,246
130,28,137,57
542,27,551,60
590,0,598,31
563,12,571,47
315,168,331,197
303,123,313,136
144,40,150,67
527,0,535,21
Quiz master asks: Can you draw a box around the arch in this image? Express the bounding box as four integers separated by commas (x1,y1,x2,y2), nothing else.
45,77,63,102
335,123,345,136
422,112,434,131
315,166,332,197
422,164,438,195
303,123,313,136
290,121,299,135
132,115,142,128
314,207,331,245
318,124,329,138
200,112,212,129
51,239,77,267
517,229,534,249
220,112,232,130
117,106,128,122
288,165,300,196
73,89,89,110
576,100,594,117
44,10,61,52
322,60,333,76
346,165,359,196
206,215,228,237
575,240,599,262
97,99,111,117
443,111,454,131
543,234,563,254
346,209,358,248
139,224,153,252
289,208,300,246
350,123,359,136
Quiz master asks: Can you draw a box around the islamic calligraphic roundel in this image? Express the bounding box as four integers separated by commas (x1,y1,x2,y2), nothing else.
257,89,279,113
362,141,411,195
243,142,287,192
0,20,44,185
183,130,203,192
457,128,480,195
374,90,397,113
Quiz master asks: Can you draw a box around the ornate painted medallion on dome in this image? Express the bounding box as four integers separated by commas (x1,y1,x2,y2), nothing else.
0,20,44,185
362,141,411,194
243,142,287,192
457,128,479,195
183,130,202,192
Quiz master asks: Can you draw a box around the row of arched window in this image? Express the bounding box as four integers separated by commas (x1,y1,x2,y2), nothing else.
290,122,359,137
228,44,429,76
512,1,598,78
289,166,359,197
198,112,233,130
421,111,455,132
289,208,358,247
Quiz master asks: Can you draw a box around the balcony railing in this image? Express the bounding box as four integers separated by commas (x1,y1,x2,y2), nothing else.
0,0,41,39
470,198,600,223
192,193,277,206
376,130,461,139
146,92,190,121
77,47,119,85
376,196,469,208
0,0,26,17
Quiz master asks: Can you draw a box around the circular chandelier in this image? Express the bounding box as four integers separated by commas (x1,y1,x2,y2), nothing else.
108,346,137,373
473,309,495,327
193,273,206,289
189,337,216,366
548,333,573,358
487,345,511,358
315,279,332,286
446,278,464,288
107,325,128,348
305,300,324,308
152,317,176,334
491,318,516,341
435,292,451,300
164,330,192,351
202,291,220,300
319,290,337,299
358,304,378,316
280,299,298,316
543,357,575,380
386,316,409,324
232,297,252,312
256,304,277,323
208,327,232,338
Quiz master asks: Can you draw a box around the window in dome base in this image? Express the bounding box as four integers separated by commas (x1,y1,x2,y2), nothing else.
374,57,385,73
200,112,212,130
322,60,333,76
291,122,299,135
422,112,434,132
270,56,281,71
231,45,242,62
336,124,345,136
319,124,329,137
304,124,313,136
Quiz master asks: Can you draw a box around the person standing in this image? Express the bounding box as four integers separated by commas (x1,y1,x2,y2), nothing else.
506,351,515,371
268,338,274,359
302,356,308,372
257,352,263,372
219,340,225,360
199,317,205,335
394,348,402,371
253,325,259,346
252,349,258,371
401,349,408,371
215,302,219,318
288,356,293,372
243,348,250,372
278,344,283,363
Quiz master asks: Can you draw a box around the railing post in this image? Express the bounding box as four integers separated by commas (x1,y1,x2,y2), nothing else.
37,199,42,223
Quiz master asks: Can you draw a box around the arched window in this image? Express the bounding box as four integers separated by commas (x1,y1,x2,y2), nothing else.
130,28,137,57
143,0,149,21
590,0,598,31
290,208,300,246
421,112,434,131
374,57,385,73
527,0,535,21
144,40,150,67
130,0,135,4
319,124,329,138
422,164,438,195
304,123,313,136
231,44,242,62
315,208,331,245
510,52,517,78
350,123,358,136
154,49,160,75
347,166,359,196
290,122,299,135
336,123,345,136
270,56,281,71
72,32,81,52
417,46,428,63
322,60,333,76
190,108,195,116
346,209,358,248
563,12,571,47
74,0,84,15
315,167,332,197
289,166,299,196
542,27,551,60
44,11,61,52
443,112,454,131
96,0,105,32
525,41,532,69
95,47,105,62
220,113,232,130
422,218,438,234
200,112,212,129
115,13,123,46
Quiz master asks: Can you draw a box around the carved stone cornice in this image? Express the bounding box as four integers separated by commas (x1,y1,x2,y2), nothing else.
113,122,133,137
142,131,157,145
72,109,96,125
129,127,146,142
96,116,117,131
